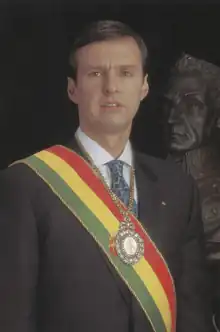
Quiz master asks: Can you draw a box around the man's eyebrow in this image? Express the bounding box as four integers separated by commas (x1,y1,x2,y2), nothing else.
85,64,139,70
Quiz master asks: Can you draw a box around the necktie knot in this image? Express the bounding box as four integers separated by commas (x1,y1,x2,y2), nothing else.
106,160,124,178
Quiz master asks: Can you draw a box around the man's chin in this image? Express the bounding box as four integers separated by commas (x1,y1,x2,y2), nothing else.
98,120,132,135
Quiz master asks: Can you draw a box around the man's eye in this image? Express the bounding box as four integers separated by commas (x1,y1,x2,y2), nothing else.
122,70,132,77
89,71,101,77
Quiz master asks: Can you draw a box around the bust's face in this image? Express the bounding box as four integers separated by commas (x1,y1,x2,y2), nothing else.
165,75,209,153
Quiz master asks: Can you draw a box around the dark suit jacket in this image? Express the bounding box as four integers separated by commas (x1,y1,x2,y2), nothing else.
0,138,214,332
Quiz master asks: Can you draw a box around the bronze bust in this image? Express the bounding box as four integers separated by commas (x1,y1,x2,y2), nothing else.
164,53,220,329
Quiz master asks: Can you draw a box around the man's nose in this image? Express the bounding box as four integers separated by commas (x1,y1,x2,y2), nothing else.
103,73,119,94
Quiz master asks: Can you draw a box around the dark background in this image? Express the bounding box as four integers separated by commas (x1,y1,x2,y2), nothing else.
1,3,220,168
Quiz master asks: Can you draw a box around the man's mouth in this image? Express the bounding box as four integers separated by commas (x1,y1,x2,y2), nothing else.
101,101,123,108
102,103,118,107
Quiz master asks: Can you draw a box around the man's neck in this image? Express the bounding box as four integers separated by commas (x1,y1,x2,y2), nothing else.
80,127,131,158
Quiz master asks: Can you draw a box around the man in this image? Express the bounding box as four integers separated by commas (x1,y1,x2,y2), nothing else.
163,53,220,331
0,21,214,332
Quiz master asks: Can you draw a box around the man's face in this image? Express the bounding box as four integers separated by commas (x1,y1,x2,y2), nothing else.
165,75,209,153
67,37,148,135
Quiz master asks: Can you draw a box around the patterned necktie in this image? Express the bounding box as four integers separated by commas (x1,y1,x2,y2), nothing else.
106,160,137,216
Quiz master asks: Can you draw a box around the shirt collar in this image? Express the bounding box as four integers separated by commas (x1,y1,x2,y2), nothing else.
75,127,133,167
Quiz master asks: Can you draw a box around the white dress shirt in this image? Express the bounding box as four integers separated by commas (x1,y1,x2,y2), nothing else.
75,127,138,202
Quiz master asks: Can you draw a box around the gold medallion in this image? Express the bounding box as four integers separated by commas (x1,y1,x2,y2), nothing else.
115,221,144,265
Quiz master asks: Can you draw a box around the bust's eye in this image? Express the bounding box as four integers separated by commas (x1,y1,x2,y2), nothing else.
183,95,205,108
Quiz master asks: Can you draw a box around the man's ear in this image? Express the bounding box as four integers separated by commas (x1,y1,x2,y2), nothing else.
67,77,78,104
140,74,149,101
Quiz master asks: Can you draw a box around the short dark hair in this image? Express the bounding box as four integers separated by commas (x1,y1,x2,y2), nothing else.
68,20,148,80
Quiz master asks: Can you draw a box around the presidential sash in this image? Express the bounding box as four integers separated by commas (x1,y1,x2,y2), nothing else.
13,145,176,332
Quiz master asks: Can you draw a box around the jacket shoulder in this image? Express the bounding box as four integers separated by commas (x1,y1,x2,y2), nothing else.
0,154,45,195
136,151,194,188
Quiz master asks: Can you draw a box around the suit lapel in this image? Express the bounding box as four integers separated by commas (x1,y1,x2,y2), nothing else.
134,152,161,238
